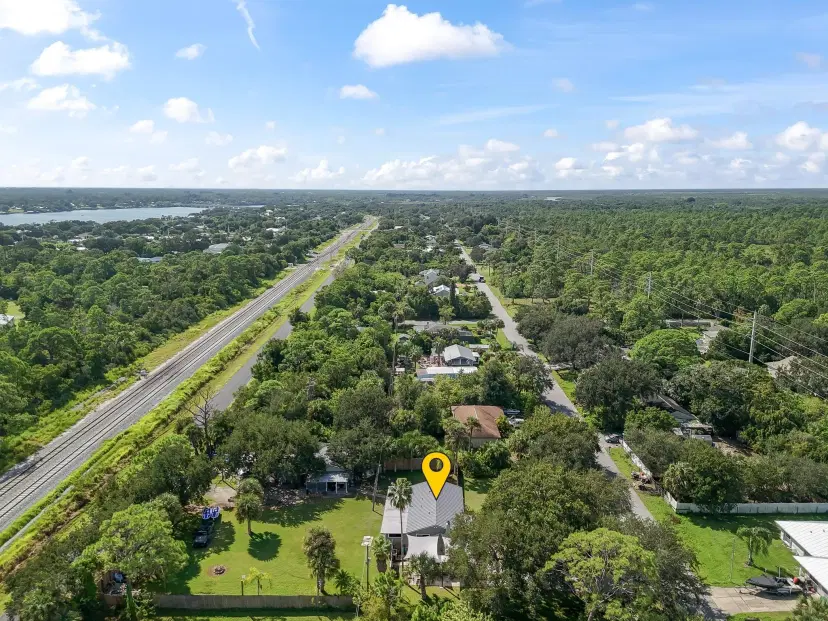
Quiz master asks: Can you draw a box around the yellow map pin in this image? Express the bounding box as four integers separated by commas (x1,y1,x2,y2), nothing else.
422,451,451,499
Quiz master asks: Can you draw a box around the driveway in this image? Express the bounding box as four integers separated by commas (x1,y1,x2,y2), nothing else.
456,244,653,520
706,587,799,618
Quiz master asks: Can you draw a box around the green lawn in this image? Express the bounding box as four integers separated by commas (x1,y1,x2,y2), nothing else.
6,301,23,319
551,369,577,403
495,329,512,350
606,448,828,587
728,614,791,621
168,496,382,596
463,478,491,512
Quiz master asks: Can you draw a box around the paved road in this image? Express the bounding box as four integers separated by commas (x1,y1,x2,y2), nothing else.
0,222,370,534
457,244,653,520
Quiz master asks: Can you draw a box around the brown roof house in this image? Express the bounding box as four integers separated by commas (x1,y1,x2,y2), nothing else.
451,405,503,448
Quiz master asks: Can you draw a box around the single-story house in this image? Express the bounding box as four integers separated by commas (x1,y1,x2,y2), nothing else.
432,284,452,298
204,243,229,254
451,405,503,447
137,256,162,263
305,445,351,495
380,481,463,560
443,344,477,367
419,268,440,287
0,314,15,327
777,521,828,596
418,366,478,383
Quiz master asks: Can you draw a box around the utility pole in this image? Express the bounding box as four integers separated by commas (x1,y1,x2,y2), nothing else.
748,310,758,363
646,273,652,299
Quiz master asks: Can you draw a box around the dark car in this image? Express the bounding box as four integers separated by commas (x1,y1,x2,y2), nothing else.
604,434,621,445
193,527,211,548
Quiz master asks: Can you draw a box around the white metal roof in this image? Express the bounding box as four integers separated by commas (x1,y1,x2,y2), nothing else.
425,366,478,375
776,521,828,557
380,482,463,536
795,556,828,588
443,344,474,362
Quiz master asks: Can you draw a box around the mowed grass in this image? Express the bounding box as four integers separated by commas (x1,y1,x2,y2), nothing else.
606,448,828,587
463,478,491,512
167,496,382,596
6,301,24,319
495,329,512,350
552,369,577,403
728,614,791,621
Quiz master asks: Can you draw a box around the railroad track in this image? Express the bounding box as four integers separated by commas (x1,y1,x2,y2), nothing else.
0,222,368,532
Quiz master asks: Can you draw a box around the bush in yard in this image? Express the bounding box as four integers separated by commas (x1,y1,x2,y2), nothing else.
623,428,684,478
662,441,744,512
630,329,700,377
624,407,678,433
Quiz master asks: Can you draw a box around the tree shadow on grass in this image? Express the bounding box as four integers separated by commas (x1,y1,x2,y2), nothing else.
164,521,236,594
465,477,492,495
260,497,344,527
248,530,281,561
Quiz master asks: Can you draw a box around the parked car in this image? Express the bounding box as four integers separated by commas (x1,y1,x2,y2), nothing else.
193,527,212,548
604,434,621,445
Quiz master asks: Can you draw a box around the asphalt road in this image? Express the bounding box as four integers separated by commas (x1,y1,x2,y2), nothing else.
0,221,370,534
457,245,653,520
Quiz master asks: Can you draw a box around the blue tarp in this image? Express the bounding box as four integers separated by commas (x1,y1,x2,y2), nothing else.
202,506,220,520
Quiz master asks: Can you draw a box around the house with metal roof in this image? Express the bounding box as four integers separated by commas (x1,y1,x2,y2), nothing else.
380,481,463,561
305,445,350,495
432,284,452,298
442,344,477,366
419,268,440,287
777,521,828,596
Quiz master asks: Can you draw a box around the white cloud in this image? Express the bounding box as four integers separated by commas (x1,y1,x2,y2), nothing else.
137,165,157,182
374,127,386,136
353,4,506,68
553,78,574,93
27,84,95,117
129,119,155,134
592,141,618,151
623,117,697,142
228,145,287,170
707,131,752,150
170,158,200,173
605,119,620,130
543,128,559,138
801,152,825,173
70,156,89,170
776,121,821,151
31,41,130,79
291,159,345,183
0,0,98,36
485,138,520,153
554,157,584,178
339,84,378,100
674,151,699,166
234,0,259,49
265,120,276,131
729,157,752,171
797,52,823,70
0,77,38,92
164,97,214,123
176,43,206,60
205,131,233,146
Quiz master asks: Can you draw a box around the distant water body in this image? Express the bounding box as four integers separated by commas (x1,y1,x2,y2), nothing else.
0,206,205,226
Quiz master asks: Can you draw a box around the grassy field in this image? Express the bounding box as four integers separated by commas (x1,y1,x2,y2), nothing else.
6,301,23,319
156,611,354,620
728,614,791,621
551,369,577,403
463,478,491,512
606,448,828,586
495,329,512,350
167,496,382,596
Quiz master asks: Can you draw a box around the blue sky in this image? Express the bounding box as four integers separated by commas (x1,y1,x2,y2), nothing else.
2,0,828,189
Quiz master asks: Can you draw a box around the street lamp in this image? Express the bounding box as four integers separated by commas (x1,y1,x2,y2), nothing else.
361,535,374,589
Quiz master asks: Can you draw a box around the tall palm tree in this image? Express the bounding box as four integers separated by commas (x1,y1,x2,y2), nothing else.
387,478,413,573
465,416,482,450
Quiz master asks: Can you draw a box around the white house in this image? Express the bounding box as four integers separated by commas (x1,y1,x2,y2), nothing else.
0,314,15,327
777,521,828,596
420,269,440,287
432,284,451,298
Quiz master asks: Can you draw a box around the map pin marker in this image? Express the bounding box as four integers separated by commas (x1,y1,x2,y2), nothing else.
422,451,451,499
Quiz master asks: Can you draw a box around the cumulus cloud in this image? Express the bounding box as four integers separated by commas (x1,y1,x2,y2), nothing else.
624,118,697,142
176,43,206,60
70,156,90,170
543,128,559,138
228,145,287,170
0,0,99,36
291,159,345,183
0,77,38,92
776,121,822,151
797,52,823,69
553,78,574,93
801,152,825,174
164,97,214,123
129,119,166,144
27,84,95,117
554,157,584,178
362,140,544,188
234,0,259,49
31,41,130,79
205,131,233,146
339,84,378,100
707,131,752,150
137,165,157,182
353,4,506,68
485,138,520,153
